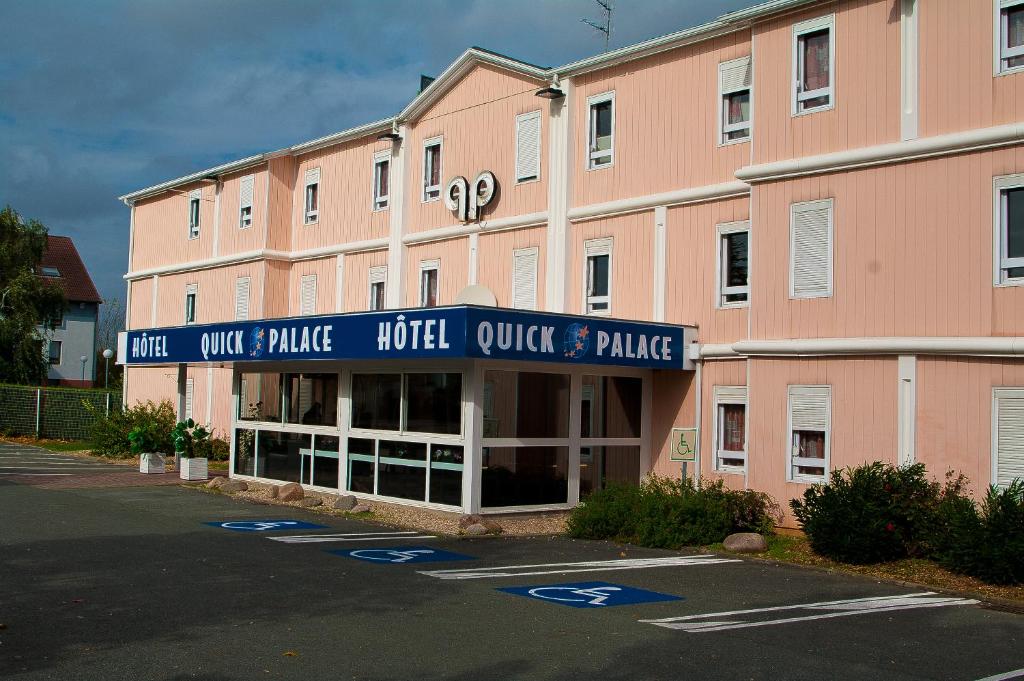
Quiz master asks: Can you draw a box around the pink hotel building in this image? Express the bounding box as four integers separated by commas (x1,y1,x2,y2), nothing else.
119,0,1024,520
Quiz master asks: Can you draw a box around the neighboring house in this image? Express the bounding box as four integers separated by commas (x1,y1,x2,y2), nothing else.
38,235,102,387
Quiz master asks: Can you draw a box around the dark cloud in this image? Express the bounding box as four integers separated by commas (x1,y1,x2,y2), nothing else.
0,0,752,318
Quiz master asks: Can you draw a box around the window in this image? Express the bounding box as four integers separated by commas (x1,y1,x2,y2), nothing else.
239,175,254,228
793,15,834,114
373,152,390,210
48,340,62,365
717,221,750,307
420,260,439,307
405,372,462,435
188,190,201,239
515,111,541,182
423,137,442,201
512,247,538,310
304,168,320,224
584,237,612,314
788,385,831,482
790,198,833,299
587,92,614,169
999,0,1024,73
719,56,752,143
350,373,402,431
185,378,194,420
284,373,338,426
184,284,197,325
995,175,1024,285
993,388,1024,487
368,266,387,311
713,387,747,472
300,274,317,316
41,266,60,277
234,277,250,321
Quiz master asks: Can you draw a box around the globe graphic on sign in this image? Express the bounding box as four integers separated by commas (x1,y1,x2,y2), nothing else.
563,323,591,359
249,327,266,359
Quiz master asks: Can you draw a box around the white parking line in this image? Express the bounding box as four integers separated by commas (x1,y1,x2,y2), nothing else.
269,531,437,544
419,555,740,580
0,472,73,476
975,668,1024,681
640,592,979,632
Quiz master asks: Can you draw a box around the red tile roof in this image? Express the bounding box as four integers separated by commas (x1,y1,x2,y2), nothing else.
37,235,103,304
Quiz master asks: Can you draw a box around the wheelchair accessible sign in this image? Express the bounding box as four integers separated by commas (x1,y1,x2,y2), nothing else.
499,581,682,609
333,546,474,564
207,520,326,532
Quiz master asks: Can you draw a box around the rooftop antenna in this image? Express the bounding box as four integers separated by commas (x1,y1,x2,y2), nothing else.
581,0,613,52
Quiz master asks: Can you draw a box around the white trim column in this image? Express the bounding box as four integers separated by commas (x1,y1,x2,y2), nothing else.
900,0,919,141
653,205,667,322
545,78,574,312
335,253,345,313
462,360,483,513
898,354,916,465
386,126,407,309
468,232,479,285
150,274,159,326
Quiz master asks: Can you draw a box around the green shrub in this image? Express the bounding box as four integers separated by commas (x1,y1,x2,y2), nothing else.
933,481,1024,585
567,475,781,549
791,462,967,564
88,400,176,458
171,418,210,458
201,437,230,461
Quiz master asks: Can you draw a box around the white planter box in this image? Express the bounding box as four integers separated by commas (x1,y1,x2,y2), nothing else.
179,457,209,481
139,453,166,474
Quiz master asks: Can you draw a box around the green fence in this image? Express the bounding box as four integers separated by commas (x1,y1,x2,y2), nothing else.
0,384,122,441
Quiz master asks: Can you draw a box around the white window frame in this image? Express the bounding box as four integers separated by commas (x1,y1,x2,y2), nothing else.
787,385,831,484
368,265,387,311
188,190,201,239
515,110,542,183
422,137,443,203
713,386,748,474
718,56,752,145
992,387,1024,487
792,15,835,116
419,259,440,307
996,0,1024,75
372,151,390,211
716,221,750,309
586,91,615,170
583,237,612,315
994,173,1024,286
304,168,320,225
511,246,539,310
789,198,834,299
239,175,254,229
184,283,198,325
48,339,62,365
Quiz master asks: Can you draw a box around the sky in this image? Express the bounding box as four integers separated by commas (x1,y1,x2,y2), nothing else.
0,0,752,328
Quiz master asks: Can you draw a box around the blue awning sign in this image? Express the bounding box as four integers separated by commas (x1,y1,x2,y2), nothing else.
119,305,694,370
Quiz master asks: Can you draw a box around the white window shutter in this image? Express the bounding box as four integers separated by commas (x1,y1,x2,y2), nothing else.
516,111,541,181
300,274,317,316
719,56,752,94
305,167,321,185
790,386,830,431
512,247,538,310
185,379,194,420
235,277,250,321
239,175,254,209
790,199,833,298
995,389,1024,487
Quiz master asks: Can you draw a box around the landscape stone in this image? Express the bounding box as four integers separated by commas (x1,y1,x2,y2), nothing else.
458,514,483,529
350,504,372,514
480,519,502,533
219,480,248,493
295,497,322,507
333,495,358,511
723,532,768,553
268,486,279,499
277,483,304,502
205,477,225,489
464,523,489,536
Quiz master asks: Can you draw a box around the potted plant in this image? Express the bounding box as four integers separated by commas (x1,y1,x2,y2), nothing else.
130,422,165,474
173,418,211,481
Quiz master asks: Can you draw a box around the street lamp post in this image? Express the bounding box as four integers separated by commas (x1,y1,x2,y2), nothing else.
102,348,113,389
79,355,87,383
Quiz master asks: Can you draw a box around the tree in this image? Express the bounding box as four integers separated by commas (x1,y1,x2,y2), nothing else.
96,297,125,389
0,206,65,385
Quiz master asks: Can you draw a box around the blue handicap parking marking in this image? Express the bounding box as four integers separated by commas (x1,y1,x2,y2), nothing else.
498,581,683,609
206,520,327,532
332,546,475,564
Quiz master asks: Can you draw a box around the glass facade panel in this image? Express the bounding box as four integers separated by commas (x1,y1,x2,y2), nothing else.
430,444,463,506
311,434,340,488
234,428,256,476
581,375,642,438
346,437,375,494
256,431,310,484
405,373,462,434
377,440,427,501
483,371,569,438
579,445,640,500
284,373,338,426
237,372,282,422
351,373,401,431
482,446,568,507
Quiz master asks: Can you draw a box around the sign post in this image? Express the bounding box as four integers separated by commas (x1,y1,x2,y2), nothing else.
669,427,698,482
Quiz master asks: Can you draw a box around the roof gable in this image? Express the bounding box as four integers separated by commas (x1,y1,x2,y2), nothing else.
38,235,103,304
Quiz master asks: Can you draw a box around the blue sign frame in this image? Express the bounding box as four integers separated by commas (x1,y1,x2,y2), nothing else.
119,305,690,370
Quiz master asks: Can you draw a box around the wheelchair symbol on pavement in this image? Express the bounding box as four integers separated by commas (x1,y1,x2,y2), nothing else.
207,520,326,532
333,545,475,564
499,581,683,608
527,585,623,606
348,549,436,563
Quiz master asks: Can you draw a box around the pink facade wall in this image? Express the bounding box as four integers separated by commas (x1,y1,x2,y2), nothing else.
131,182,216,271
288,257,338,316
217,167,269,256
571,31,751,208
151,263,263,328
404,64,549,233
403,239,471,308
751,0,900,165
751,147,1024,341
475,226,547,310
568,212,653,320
128,278,153,330
342,249,389,312
265,157,296,253
919,0,1024,137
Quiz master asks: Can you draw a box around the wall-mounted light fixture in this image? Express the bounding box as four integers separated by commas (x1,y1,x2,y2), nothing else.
535,86,565,99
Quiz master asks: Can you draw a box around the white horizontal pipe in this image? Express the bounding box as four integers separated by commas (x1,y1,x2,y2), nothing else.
402,212,548,245
713,337,1024,358
735,123,1024,183
567,181,750,222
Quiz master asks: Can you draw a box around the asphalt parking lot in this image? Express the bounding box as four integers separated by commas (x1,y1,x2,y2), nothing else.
1,444,1023,681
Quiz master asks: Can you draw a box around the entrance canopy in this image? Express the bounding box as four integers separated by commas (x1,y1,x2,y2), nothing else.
118,305,696,371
